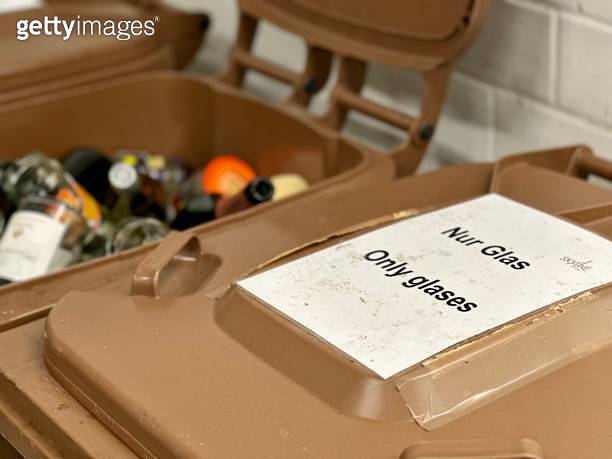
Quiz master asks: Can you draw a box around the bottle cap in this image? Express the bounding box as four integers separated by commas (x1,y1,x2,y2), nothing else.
144,155,167,181
118,153,140,167
214,177,274,219
145,155,166,170
108,162,139,193
245,177,275,204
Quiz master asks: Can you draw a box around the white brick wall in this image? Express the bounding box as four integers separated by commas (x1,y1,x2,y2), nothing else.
171,0,612,169
558,13,612,125
459,0,557,103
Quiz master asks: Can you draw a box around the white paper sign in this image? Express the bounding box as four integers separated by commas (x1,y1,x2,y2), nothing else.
239,194,612,379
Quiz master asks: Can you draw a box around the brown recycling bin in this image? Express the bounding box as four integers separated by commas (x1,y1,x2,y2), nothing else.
0,146,610,457
0,1,489,312
42,0,211,68
0,1,208,105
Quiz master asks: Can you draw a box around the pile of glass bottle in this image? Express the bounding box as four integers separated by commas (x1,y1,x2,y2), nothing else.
0,148,309,286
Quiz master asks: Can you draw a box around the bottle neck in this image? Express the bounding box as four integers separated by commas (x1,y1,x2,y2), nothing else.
214,178,274,219
244,177,275,205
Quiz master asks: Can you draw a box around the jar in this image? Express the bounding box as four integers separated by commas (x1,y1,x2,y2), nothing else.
109,217,169,254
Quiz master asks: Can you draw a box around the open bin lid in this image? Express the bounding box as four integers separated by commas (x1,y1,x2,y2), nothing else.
223,0,491,176
240,0,487,68
0,2,208,105
43,148,612,458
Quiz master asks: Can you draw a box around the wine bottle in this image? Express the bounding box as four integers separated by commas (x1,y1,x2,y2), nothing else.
215,177,274,219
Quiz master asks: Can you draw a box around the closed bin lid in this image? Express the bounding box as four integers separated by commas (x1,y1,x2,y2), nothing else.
44,154,612,459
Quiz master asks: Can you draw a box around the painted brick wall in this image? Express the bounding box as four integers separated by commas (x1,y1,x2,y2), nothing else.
171,0,612,171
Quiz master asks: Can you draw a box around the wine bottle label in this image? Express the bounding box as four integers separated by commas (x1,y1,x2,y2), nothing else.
239,194,612,379
0,211,67,282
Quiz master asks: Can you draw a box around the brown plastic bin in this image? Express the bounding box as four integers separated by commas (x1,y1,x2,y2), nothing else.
0,1,208,105
45,147,612,459
0,1,489,305
0,146,609,457
43,0,211,67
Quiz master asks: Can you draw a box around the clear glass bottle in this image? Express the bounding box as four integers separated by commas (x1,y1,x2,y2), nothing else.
107,161,141,223
0,153,77,205
107,161,165,224
0,196,87,285
108,217,169,254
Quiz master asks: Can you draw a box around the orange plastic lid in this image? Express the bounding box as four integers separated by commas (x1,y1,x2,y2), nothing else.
202,156,256,197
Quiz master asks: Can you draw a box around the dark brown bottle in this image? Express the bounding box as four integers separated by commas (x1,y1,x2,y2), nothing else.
214,177,274,219
170,193,218,230
62,148,113,204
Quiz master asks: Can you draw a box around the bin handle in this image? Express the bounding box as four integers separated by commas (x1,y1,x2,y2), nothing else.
132,231,205,298
570,150,612,182
400,438,544,459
